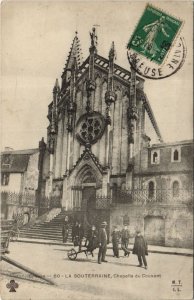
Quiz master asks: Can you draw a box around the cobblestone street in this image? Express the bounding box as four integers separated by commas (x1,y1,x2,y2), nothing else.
0,242,193,300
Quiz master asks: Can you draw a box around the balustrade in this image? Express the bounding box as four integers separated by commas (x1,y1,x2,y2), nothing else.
111,188,193,206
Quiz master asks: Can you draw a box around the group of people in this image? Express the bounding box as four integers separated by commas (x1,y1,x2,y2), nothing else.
98,222,148,269
112,225,130,258
62,217,148,269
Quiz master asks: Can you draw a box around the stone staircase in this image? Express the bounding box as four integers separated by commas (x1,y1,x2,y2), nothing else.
19,210,72,242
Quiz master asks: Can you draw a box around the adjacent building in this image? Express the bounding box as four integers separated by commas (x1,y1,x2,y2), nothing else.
1,148,39,221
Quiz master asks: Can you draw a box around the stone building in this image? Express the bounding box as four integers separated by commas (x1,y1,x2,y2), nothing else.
38,29,193,248
1,148,39,222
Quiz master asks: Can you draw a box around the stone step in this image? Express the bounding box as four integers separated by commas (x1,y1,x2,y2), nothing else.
20,210,75,241
20,230,64,236
19,232,72,240
19,234,64,241
39,224,72,228
20,230,63,236
20,227,72,235
25,225,72,231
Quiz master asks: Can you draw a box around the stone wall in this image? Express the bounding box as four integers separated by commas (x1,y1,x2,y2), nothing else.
110,204,193,248
6,204,38,225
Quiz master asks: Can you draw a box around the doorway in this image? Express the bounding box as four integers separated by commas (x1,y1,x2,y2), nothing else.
144,216,165,246
82,186,96,210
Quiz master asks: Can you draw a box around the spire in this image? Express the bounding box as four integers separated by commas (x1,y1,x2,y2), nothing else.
53,78,60,96
105,41,116,125
65,32,83,70
53,78,60,112
61,32,83,91
67,57,77,132
127,67,138,145
109,41,116,62
107,41,116,91
85,27,97,114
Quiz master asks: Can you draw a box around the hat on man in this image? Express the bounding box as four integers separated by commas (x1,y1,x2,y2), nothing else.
101,221,107,226
136,230,141,234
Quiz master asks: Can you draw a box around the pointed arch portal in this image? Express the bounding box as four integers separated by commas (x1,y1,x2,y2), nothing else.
64,149,110,228
77,165,97,212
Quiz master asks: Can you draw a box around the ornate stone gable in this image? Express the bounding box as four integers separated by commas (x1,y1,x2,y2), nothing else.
69,148,107,177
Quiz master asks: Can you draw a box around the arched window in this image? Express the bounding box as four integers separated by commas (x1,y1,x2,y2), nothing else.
172,181,179,197
153,152,158,163
121,183,126,191
148,181,155,198
171,147,181,162
173,150,179,161
151,150,160,164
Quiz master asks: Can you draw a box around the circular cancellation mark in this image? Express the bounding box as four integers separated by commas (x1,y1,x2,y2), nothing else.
127,36,187,80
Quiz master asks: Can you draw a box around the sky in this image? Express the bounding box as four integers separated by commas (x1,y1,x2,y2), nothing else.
1,1,193,151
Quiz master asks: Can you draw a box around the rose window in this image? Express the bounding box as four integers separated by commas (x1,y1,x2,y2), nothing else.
76,112,105,145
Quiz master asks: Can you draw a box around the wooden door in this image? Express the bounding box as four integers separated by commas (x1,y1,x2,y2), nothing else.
82,186,96,211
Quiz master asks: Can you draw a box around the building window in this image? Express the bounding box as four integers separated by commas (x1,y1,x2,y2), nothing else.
148,181,155,198
173,150,179,161
2,154,11,168
171,147,181,162
172,181,180,197
1,173,10,186
121,183,126,191
151,150,160,164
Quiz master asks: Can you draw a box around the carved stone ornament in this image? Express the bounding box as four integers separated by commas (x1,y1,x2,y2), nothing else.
76,112,106,146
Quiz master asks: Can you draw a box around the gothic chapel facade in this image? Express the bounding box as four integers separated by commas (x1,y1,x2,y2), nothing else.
38,29,193,248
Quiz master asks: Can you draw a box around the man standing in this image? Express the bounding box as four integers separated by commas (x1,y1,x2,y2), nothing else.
133,230,148,269
72,221,84,251
72,221,78,246
62,216,69,243
98,221,108,264
77,222,84,251
121,225,130,257
112,226,120,258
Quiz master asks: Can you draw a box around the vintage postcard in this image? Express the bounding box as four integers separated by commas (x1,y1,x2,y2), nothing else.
0,1,193,300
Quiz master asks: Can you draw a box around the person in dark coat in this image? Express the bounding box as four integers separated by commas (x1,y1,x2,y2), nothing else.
72,221,78,243
73,222,84,251
62,216,69,243
111,226,120,258
85,225,98,256
98,221,108,264
133,230,148,269
121,225,130,257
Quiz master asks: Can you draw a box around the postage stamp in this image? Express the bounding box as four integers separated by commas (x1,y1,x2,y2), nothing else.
127,4,183,65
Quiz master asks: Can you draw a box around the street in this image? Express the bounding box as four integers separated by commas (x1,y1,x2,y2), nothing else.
0,242,193,300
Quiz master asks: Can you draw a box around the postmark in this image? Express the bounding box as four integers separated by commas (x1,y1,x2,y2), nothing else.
127,4,186,79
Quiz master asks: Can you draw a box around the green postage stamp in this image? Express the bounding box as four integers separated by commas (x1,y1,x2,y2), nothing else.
127,4,183,65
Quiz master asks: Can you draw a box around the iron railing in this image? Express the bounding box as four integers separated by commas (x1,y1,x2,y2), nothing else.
112,188,193,205
96,196,111,209
1,191,36,206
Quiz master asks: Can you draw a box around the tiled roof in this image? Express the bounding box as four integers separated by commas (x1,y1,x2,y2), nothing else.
76,54,144,86
1,149,38,173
